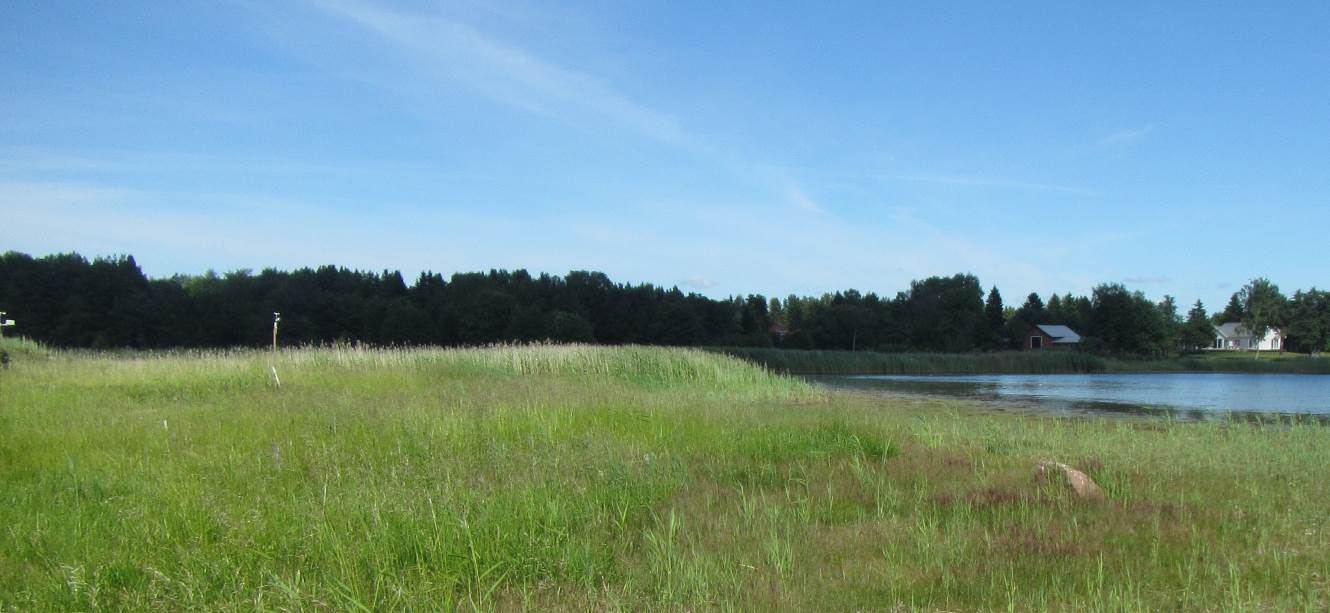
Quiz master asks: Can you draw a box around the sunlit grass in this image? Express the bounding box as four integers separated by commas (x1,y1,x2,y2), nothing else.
1,342,1327,610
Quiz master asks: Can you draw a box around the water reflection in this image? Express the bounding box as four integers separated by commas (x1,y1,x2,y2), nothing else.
817,373,1330,423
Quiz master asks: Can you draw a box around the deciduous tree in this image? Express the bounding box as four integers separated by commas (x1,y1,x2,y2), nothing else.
1238,278,1286,357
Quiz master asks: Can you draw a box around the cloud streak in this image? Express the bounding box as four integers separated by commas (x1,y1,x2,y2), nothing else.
681,277,717,290
1124,275,1172,284
785,185,826,214
295,0,822,213
307,0,690,146
892,172,1099,196
1097,124,1156,148
0,177,1131,307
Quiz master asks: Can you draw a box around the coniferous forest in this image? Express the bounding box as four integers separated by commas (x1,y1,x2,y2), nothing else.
2,251,1328,355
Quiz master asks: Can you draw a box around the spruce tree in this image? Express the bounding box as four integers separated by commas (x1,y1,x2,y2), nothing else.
983,286,1004,348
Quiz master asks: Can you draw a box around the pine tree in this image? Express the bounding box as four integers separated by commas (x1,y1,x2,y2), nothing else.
1181,300,1215,351
983,286,1004,348
1216,293,1245,324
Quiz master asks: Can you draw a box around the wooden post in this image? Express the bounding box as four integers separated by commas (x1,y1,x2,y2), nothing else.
270,312,281,387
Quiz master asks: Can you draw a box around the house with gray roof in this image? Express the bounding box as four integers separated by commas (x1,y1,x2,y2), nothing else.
1211,322,1284,352
1025,324,1082,351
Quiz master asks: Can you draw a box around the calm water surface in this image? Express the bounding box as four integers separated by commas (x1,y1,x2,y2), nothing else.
819,373,1330,420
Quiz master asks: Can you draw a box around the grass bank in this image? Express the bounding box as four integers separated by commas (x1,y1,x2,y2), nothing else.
716,346,1330,375
2,343,1328,610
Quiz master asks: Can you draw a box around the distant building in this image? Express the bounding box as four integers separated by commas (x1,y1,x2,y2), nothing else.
1025,324,1082,351
1211,322,1284,351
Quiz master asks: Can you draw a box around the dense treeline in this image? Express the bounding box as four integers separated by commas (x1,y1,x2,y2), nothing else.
1,251,1327,355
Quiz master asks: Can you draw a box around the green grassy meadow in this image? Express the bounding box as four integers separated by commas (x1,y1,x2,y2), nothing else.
2,342,1328,610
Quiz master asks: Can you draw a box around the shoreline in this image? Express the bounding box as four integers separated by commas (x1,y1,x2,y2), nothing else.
714,346,1330,376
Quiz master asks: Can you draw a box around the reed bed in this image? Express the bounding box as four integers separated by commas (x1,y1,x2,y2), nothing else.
716,346,1330,375
1,342,1327,610
1112,355,1330,374
715,347,1109,375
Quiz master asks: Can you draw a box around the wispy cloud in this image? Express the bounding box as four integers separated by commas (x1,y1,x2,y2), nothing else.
282,0,819,214
0,180,136,205
785,185,826,214
681,277,717,290
1024,229,1141,262
1124,275,1172,284
0,179,579,277
0,145,496,183
892,173,1099,196
306,0,689,146
0,177,1106,304
1097,124,1156,148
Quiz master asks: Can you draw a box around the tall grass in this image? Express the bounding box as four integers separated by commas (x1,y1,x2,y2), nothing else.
0,335,51,361
715,346,1330,375
4,341,812,401
2,342,1328,610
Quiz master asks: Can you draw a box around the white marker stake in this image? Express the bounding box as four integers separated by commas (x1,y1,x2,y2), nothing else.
270,312,282,388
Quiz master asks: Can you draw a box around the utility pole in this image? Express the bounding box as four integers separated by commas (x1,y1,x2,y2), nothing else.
270,312,281,387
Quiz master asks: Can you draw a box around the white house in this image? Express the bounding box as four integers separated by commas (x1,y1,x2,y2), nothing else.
1211,322,1284,351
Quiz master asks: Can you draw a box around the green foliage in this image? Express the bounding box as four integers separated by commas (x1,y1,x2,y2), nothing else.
1087,284,1170,357
901,274,986,352
1181,300,1216,351
0,252,741,349
5,251,1330,364
983,286,1004,349
650,302,705,345
1156,295,1181,351
1022,292,1045,314
1000,293,1046,350
806,291,878,350
1216,292,1246,324
1286,289,1330,353
1239,278,1286,353
738,295,771,336
547,311,595,343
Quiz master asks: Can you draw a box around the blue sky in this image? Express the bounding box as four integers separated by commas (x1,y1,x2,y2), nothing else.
2,1,1327,308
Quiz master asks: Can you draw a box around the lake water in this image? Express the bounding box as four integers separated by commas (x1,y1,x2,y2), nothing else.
819,373,1330,420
